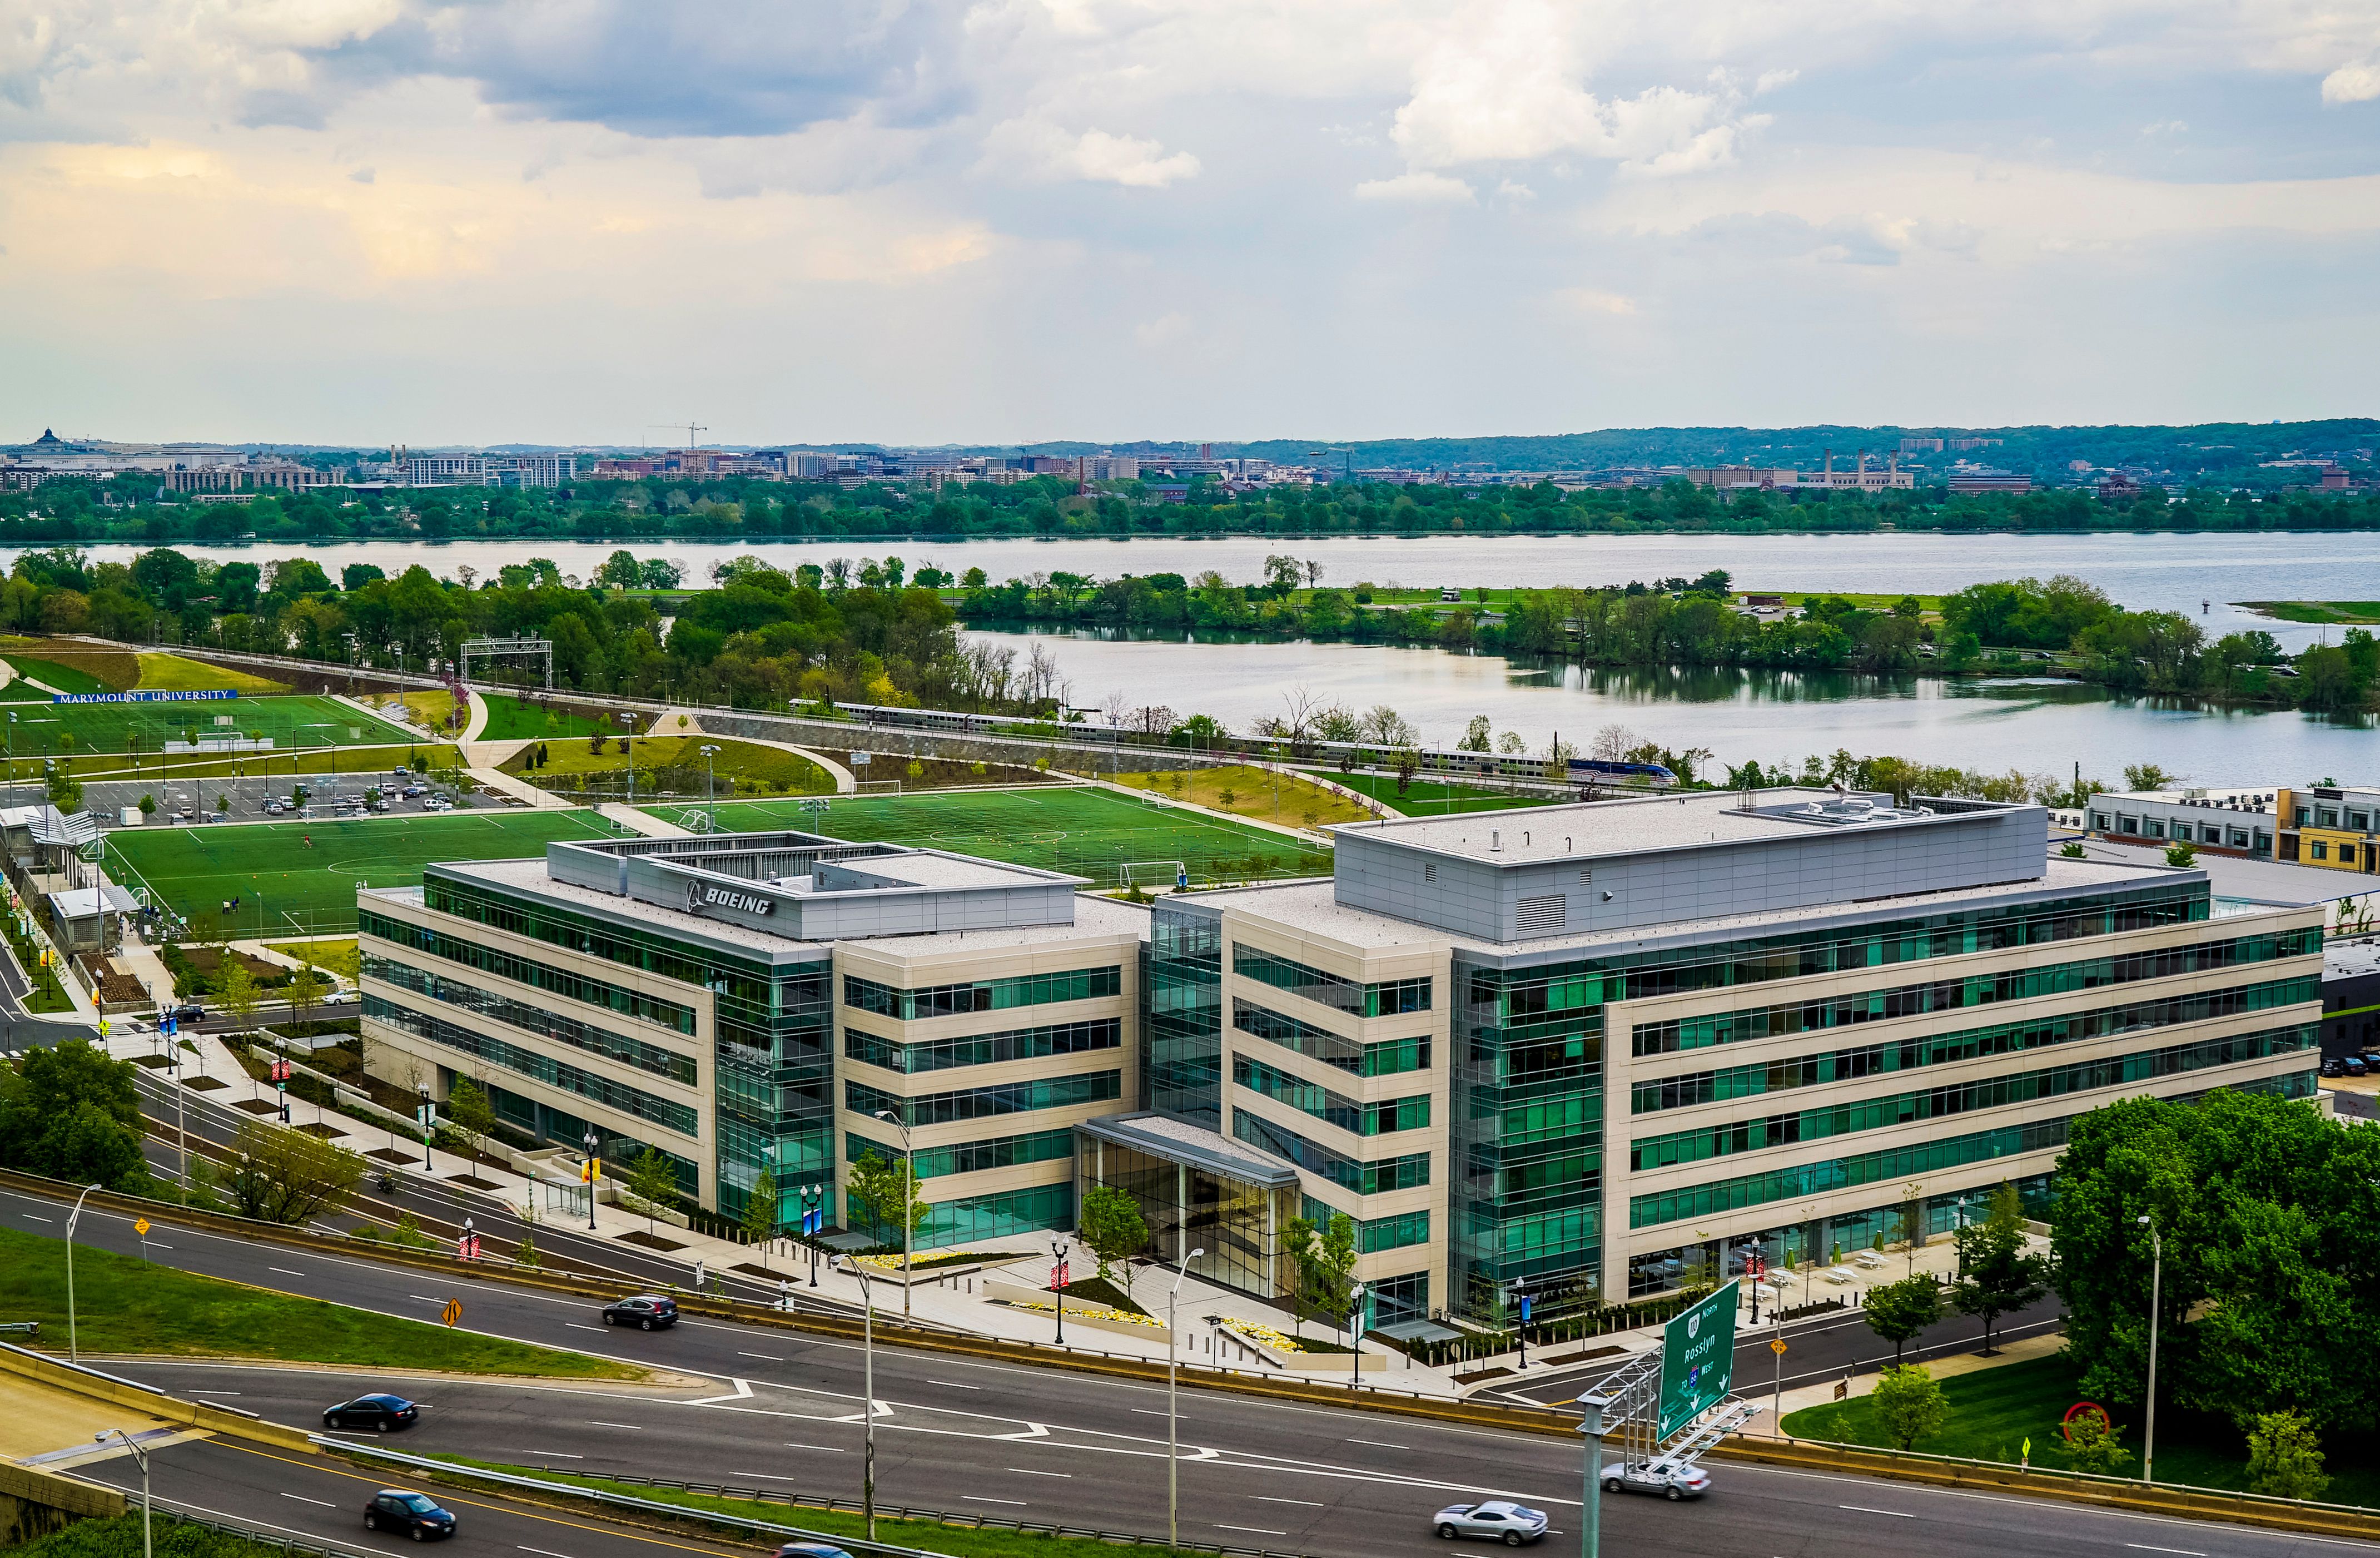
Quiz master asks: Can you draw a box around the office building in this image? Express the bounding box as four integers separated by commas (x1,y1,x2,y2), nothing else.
359,832,1143,1243
2275,784,2380,872
1098,788,2317,1327
2086,787,2280,858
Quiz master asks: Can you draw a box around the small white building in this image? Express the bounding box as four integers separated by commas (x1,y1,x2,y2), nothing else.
2085,786,2280,857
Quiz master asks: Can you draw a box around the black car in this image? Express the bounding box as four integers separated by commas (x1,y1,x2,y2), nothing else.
600,1294,679,1330
166,1003,206,1025
363,1490,454,1541
324,1393,419,1432
2324,1056,2347,1078
2346,1054,2372,1078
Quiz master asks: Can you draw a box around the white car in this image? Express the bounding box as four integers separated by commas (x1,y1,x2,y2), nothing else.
322,990,360,1006
1432,1501,1549,1545
1601,1458,1711,1500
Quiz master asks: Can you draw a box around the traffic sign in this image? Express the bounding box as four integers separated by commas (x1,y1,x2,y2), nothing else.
133,1218,150,1237
1770,1338,1787,1355
441,1299,462,1327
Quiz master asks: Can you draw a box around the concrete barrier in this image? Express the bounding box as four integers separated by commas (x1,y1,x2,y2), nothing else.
0,1343,319,1456
0,1461,127,1545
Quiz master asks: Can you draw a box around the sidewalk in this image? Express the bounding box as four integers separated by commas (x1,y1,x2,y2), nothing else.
466,765,577,809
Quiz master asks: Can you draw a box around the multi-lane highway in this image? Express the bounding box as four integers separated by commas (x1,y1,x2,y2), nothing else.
13,1182,2365,1558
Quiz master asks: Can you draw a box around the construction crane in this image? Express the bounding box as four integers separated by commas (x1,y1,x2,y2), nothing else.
647,422,709,450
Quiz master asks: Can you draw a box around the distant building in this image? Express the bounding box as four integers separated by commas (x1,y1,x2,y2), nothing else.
2096,473,2141,501
2086,786,2279,858
1899,435,1946,454
1947,473,2033,494
1949,436,2004,452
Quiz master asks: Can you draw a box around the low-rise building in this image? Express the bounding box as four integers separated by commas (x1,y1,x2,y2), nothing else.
2275,783,2380,873
2085,787,2280,857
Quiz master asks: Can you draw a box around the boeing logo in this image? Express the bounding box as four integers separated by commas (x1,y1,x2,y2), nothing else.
684,881,777,917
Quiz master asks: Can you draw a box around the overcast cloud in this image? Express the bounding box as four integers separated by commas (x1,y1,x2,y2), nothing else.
1,0,2374,444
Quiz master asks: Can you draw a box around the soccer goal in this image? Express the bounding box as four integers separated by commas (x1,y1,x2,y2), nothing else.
853,778,903,796
1119,859,1189,889
674,808,715,833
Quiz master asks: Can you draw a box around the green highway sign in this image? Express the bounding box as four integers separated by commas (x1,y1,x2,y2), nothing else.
1658,1278,1741,1436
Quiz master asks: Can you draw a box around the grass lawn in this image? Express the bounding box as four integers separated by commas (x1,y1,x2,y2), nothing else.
66,741,457,787
267,937,361,980
503,734,832,795
0,1223,642,1379
1107,762,1368,828
390,689,469,736
5,1511,296,1558
1782,1352,2380,1507
2,693,418,762
136,652,289,693
479,692,615,742
432,1456,1221,1558
2237,599,2380,625
3,653,117,694
106,808,627,934
663,786,1332,885
1321,770,1564,816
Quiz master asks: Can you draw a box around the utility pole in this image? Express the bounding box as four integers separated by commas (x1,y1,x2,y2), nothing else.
2138,1214,2162,1483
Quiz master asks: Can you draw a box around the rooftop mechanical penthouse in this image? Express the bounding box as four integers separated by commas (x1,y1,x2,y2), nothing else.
358,791,2322,1331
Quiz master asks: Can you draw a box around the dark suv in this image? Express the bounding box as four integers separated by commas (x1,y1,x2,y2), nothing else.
323,1393,418,1432
600,1294,679,1330
363,1490,454,1540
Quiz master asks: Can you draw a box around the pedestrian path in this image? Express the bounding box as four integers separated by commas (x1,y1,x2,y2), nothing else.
466,765,575,809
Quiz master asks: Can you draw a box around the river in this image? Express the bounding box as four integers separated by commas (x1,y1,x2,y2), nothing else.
26,532,2380,784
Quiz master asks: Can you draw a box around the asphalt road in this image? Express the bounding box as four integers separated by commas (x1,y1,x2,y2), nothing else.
14,1183,2370,1558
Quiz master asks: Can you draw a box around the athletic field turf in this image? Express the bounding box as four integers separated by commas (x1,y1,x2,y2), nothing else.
651,787,1333,884
6,694,417,760
105,809,624,935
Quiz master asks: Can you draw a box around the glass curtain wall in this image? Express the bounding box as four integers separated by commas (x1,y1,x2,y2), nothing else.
1148,903,1224,1127
1081,1135,1297,1299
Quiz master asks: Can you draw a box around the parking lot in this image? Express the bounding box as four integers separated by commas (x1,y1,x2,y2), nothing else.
81,766,480,825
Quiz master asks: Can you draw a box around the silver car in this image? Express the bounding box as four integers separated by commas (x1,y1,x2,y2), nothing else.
1600,1457,1712,1500
1433,1500,1549,1545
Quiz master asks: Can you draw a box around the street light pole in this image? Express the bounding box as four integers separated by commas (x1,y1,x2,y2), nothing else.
418,1085,433,1170
834,1256,878,1541
1050,1237,1070,1347
1347,1280,1367,1393
2139,1214,2162,1484
96,1430,151,1558
1578,1393,1609,1558
1167,1244,1205,1548
873,1109,915,1318
583,1129,600,1230
699,743,720,831
64,1182,102,1364
804,1184,822,1287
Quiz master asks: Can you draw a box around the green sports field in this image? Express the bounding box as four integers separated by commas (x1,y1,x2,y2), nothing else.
105,808,625,935
6,693,417,760
652,787,1333,884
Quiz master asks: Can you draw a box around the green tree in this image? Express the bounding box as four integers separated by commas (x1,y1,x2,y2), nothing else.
2061,1411,2134,1476
845,1148,928,1249
220,1118,364,1224
286,958,329,1034
1281,1210,1360,1342
2163,840,2197,867
138,793,156,817
0,1039,148,1189
1079,1184,1150,1302
2122,762,2176,791
2245,1410,2328,1501
217,956,261,1030
1870,1363,1949,1451
1949,1184,2050,1353
625,1148,680,1234
1458,714,1492,752
742,1167,779,1245
46,767,82,815
1862,1275,1942,1365
444,1074,494,1165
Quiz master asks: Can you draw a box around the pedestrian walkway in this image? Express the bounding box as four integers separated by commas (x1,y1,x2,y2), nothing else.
673,715,857,793
466,765,575,809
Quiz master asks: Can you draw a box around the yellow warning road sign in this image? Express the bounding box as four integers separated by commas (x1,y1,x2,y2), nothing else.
1770,1338,1787,1355
441,1299,462,1327
134,1218,150,1237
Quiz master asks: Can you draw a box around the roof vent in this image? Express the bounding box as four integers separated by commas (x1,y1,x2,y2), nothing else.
1491,829,1502,852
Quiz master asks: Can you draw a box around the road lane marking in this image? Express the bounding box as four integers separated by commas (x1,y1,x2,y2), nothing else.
784,1443,846,1453
269,1267,306,1277
150,1242,173,1249
280,1494,336,1507
1839,1505,1911,1518
520,1547,579,1558
409,1295,442,1303
1251,1497,1324,1506
1218,1526,1286,1536
964,1496,1027,1506
22,1214,51,1222
2127,1548,2205,1556
732,1473,796,1482
1346,1438,1409,1450
927,1380,980,1390
1008,1469,1071,1477
189,1391,241,1396
588,1422,643,1431
565,1323,608,1333
737,1352,784,1362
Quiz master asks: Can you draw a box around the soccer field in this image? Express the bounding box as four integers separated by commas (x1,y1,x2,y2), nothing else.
10,694,418,760
657,786,1334,884
106,808,624,935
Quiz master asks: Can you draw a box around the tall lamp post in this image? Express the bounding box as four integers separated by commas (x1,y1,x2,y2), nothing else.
873,1108,916,1318
583,1129,601,1230
2138,1214,2163,1484
699,743,721,831
802,1183,823,1287
95,1428,152,1558
64,1182,102,1363
1167,1244,1206,1548
1346,1280,1367,1393
833,1255,879,1541
418,1085,434,1170
1050,1237,1071,1346
1578,1393,1609,1558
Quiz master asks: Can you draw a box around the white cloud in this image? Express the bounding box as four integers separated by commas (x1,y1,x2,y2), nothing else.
2323,54,2380,102
1558,287,1637,314
1353,170,1473,202
982,119,1200,186
1134,311,1191,347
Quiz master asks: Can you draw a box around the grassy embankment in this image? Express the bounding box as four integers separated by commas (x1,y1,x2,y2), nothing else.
501,733,833,795
0,1223,642,1379
2237,600,2380,625
265,937,361,980
4,1513,300,1558
1320,770,1564,816
1782,1352,2380,1508
478,692,614,742
1106,762,1368,830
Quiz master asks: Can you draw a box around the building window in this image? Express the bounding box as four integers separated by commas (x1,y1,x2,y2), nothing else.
1233,998,1431,1077
364,995,699,1137
363,955,698,1084
361,910,697,1034
842,965,1121,1021
2344,846,2360,867
844,1069,1121,1127
1229,1109,1429,1194
2091,813,2111,831
1231,1054,1430,1135
2119,817,2139,834
2312,842,2329,861
842,1125,1075,1179
1232,945,1432,1016
842,1017,1121,1074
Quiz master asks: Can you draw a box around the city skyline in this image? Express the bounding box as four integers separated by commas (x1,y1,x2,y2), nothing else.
3,1,2376,444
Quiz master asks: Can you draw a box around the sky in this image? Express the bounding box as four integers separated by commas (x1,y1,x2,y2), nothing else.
3,0,2378,447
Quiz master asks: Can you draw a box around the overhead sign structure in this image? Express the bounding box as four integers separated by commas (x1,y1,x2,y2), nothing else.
1657,1279,1741,1437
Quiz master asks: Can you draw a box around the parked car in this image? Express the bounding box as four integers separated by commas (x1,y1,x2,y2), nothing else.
1432,1501,1549,1545
165,1003,206,1024
2324,1057,2347,1078
264,801,286,815
2344,1053,2371,1078
323,990,360,1006
600,1294,679,1330
324,1393,419,1432
362,1490,454,1541
1601,1458,1711,1500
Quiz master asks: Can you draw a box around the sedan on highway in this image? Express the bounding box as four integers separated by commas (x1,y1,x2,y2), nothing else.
1600,1457,1711,1500
777,1545,855,1558
1432,1500,1549,1545
600,1294,679,1329
362,1490,455,1541
324,1393,419,1432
